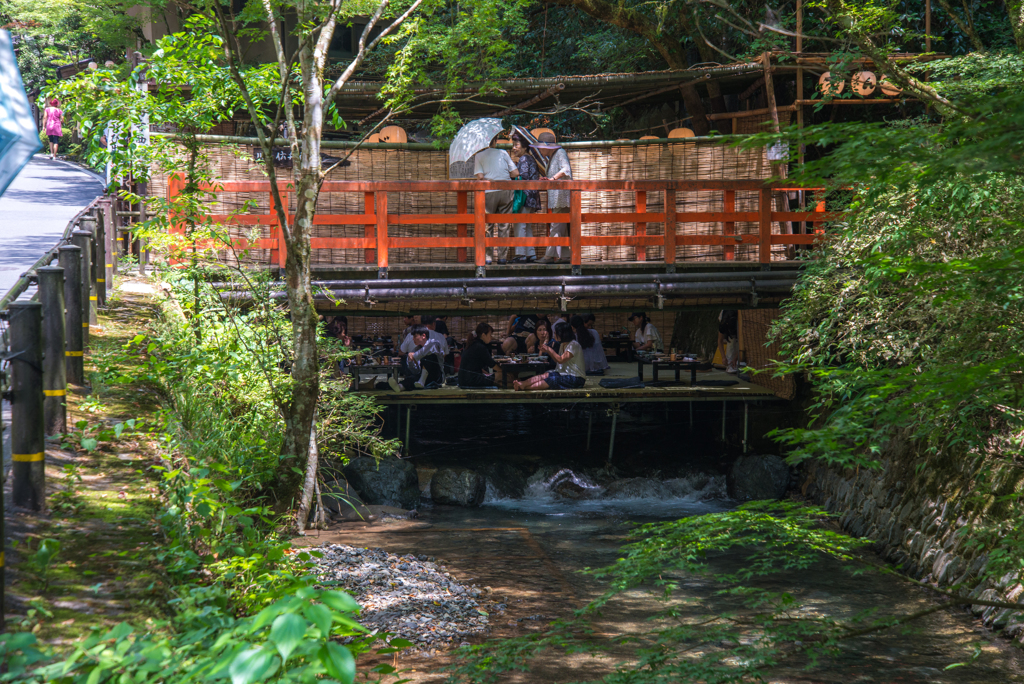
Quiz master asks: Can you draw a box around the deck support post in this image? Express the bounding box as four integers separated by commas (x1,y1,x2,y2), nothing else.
404,405,412,455
607,403,620,463
721,400,727,442
743,401,749,453
689,401,693,429
586,411,593,451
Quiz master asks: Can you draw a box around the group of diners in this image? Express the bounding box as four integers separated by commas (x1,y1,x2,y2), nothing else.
326,311,663,392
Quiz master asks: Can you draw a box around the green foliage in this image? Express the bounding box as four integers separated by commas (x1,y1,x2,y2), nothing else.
27,538,61,593
49,462,85,517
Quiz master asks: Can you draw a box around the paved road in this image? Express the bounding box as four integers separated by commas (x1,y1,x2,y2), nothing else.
0,155,105,294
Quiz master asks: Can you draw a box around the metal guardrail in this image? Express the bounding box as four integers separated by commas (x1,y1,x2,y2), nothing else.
0,192,111,630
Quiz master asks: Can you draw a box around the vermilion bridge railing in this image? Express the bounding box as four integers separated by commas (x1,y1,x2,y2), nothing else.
167,178,837,269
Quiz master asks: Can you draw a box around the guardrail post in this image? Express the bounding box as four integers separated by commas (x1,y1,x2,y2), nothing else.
79,217,99,326
103,197,117,276
759,188,773,264
93,211,107,306
138,182,149,275
9,301,45,511
38,266,67,435
59,246,84,385
71,230,93,349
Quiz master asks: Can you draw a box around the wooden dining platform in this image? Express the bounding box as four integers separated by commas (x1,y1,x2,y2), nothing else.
360,361,778,406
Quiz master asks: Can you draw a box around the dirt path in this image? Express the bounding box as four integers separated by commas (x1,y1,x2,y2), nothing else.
3,278,168,641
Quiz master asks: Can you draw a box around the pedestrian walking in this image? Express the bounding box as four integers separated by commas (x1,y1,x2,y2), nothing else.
532,132,573,264
43,99,64,160
474,134,519,265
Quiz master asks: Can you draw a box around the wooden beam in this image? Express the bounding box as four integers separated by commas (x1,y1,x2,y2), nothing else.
707,105,798,121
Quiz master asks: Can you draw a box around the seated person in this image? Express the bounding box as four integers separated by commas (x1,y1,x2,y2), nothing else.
531,319,557,367
502,313,539,355
576,314,609,375
400,314,449,376
514,321,586,391
458,323,499,388
629,311,663,352
389,325,444,392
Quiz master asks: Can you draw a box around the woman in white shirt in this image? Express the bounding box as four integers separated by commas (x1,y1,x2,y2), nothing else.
513,321,586,391
629,312,663,352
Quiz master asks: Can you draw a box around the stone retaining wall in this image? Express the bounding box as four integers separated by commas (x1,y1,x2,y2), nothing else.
803,461,1024,638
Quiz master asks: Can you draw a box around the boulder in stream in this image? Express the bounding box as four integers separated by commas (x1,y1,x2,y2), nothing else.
320,479,378,523
728,454,791,501
431,468,487,506
552,480,595,500
478,462,528,499
343,456,421,509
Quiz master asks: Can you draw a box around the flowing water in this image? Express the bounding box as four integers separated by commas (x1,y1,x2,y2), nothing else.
319,405,1024,682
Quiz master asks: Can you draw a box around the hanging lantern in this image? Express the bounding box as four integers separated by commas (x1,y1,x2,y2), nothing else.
851,71,877,97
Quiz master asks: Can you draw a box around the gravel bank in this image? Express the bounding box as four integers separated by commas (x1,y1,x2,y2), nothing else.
309,544,497,653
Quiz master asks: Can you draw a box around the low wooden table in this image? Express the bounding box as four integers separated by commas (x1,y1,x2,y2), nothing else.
636,358,700,384
602,336,632,361
499,361,552,389
349,363,402,391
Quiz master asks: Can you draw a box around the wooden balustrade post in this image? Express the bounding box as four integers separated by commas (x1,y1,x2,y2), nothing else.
635,191,647,261
570,191,582,273
663,189,677,270
473,190,486,274
375,191,389,278
364,192,375,263
457,191,468,263
723,190,736,261
759,187,773,264
270,189,288,269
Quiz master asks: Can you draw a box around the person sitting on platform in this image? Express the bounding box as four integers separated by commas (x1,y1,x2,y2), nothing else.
400,314,418,340
514,321,586,391
533,319,557,356
389,325,445,392
502,313,539,355
400,315,449,379
458,323,500,388
576,314,609,375
629,312,663,353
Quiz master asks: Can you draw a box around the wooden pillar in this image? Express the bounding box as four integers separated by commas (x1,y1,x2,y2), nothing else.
663,188,676,268
364,192,375,263
759,187,772,264
569,191,582,269
723,190,736,261
375,191,389,278
473,190,486,271
635,191,647,261
457,191,468,263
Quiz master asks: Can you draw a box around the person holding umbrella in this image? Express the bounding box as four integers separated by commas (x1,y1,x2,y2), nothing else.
510,125,544,263
532,132,573,264
473,134,519,264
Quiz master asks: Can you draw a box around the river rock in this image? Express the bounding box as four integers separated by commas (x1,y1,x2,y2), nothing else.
320,480,377,523
343,456,421,509
478,462,528,499
728,454,791,501
603,477,670,499
553,480,595,500
431,468,487,506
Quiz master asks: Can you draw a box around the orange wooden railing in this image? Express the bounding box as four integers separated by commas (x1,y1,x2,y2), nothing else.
167,177,835,268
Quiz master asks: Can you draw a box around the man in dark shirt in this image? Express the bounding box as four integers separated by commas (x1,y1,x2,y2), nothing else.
501,313,539,354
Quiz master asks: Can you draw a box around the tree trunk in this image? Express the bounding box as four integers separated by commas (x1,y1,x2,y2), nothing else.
935,0,985,51
295,420,319,534
1009,0,1024,52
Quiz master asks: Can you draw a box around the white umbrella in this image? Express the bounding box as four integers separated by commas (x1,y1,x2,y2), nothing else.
448,118,504,164
0,30,42,197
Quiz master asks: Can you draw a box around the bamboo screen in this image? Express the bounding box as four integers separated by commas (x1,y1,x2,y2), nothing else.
148,141,782,266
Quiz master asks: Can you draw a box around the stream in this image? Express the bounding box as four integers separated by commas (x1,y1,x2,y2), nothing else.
316,405,1024,682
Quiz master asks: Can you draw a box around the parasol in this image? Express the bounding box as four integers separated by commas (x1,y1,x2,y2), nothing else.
0,29,41,197
448,118,504,164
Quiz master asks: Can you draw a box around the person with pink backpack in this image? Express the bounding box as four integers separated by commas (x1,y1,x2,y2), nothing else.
43,99,63,159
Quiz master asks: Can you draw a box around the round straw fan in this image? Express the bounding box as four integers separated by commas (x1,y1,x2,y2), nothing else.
818,72,844,96
879,76,903,96
851,71,877,97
